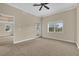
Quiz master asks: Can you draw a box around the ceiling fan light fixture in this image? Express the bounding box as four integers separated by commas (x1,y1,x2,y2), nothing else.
33,3,50,11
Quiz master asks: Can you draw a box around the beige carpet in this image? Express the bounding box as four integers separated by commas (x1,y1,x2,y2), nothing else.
0,37,79,56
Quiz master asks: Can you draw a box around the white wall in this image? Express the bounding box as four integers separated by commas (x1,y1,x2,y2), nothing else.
0,3,40,43
76,4,79,48
42,9,76,43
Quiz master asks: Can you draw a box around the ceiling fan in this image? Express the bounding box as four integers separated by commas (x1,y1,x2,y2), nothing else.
33,3,50,11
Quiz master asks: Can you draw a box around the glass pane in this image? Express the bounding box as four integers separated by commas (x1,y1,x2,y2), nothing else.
55,22,63,32
49,24,54,32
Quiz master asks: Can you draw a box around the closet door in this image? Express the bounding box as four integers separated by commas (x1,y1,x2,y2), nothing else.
0,23,4,36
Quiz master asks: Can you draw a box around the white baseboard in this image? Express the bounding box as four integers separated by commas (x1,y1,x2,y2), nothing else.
13,36,39,44
76,42,79,49
42,36,75,43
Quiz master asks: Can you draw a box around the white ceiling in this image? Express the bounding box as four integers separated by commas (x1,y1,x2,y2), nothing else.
7,3,77,17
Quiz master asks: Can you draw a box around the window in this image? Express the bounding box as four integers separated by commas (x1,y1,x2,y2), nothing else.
4,24,13,32
48,20,64,32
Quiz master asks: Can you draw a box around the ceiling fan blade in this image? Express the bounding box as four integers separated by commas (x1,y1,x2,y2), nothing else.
39,6,43,11
33,4,41,6
44,3,49,5
44,5,49,9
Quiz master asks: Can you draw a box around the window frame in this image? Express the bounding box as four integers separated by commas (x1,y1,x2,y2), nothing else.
48,20,64,33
